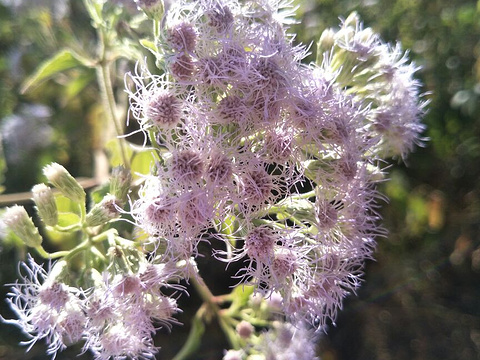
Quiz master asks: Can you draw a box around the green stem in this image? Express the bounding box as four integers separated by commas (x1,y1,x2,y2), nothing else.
171,306,206,360
34,227,118,261
79,200,87,224
153,19,161,40
64,239,91,261
91,228,118,243
34,246,70,260
96,62,130,168
187,263,240,350
53,223,83,233
290,189,316,199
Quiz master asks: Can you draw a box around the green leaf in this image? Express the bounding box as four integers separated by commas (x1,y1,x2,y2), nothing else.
230,284,255,311
90,181,111,205
139,39,160,57
131,150,154,179
105,139,134,168
21,49,93,93
65,69,96,100
55,194,81,213
111,40,144,62
57,212,82,227
55,194,85,225
83,0,105,27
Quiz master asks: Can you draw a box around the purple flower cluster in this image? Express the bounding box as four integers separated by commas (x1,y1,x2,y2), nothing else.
3,1,426,359
3,255,180,360
127,0,425,329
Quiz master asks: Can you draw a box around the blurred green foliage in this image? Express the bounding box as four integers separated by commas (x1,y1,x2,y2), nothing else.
292,0,480,359
0,0,479,359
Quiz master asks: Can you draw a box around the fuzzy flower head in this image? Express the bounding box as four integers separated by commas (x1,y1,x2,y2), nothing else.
146,91,183,128
169,149,204,185
206,151,233,186
31,183,58,227
43,163,85,203
166,22,197,53
241,321,319,360
3,256,86,358
205,3,235,33
131,179,176,238
126,65,186,134
83,267,181,360
244,226,277,263
239,166,277,209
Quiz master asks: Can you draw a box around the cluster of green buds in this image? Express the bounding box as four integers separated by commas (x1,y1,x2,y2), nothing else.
3,163,131,258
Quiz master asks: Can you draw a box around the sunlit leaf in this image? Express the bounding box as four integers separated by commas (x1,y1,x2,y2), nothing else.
65,69,96,100
83,0,105,27
105,139,134,168
57,212,81,227
55,194,80,213
230,284,254,309
90,182,110,205
21,49,94,93
140,39,159,57
131,150,154,179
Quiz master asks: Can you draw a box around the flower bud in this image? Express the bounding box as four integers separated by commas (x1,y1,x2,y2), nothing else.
85,194,120,227
32,183,58,227
3,205,43,247
134,0,164,20
317,28,336,53
223,350,243,360
236,320,254,339
43,163,85,203
46,259,69,284
344,11,360,29
109,166,132,205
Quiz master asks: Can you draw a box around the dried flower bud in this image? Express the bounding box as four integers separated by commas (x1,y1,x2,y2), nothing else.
43,163,85,203
3,205,42,247
32,183,58,227
135,0,164,20
85,194,120,227
236,320,254,339
110,166,132,204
